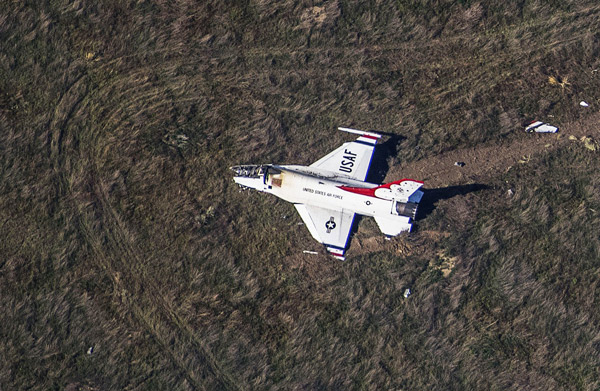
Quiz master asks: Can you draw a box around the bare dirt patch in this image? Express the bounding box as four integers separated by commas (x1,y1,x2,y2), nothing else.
388,112,600,188
294,2,340,31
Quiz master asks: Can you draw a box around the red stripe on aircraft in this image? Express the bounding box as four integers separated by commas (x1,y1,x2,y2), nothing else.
338,185,377,197
338,179,424,198
360,134,379,140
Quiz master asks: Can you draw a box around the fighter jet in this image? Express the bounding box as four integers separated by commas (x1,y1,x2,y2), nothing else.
231,127,424,260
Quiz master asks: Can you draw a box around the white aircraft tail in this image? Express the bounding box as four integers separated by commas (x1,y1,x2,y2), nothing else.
373,179,424,203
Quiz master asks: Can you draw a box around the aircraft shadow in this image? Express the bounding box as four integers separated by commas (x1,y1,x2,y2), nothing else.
354,135,488,235
365,134,406,184
350,135,406,237
349,184,489,238
416,184,490,220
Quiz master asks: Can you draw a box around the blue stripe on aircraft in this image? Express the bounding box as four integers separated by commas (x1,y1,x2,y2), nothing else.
324,243,346,251
353,140,376,147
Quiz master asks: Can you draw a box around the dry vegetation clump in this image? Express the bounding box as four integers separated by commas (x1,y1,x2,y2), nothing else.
2,0,600,389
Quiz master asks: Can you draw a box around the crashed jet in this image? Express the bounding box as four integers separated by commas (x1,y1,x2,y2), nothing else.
231,127,424,260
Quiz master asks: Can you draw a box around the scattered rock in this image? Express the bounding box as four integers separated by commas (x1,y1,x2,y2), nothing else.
548,75,570,89
199,34,214,45
294,3,340,31
195,206,215,226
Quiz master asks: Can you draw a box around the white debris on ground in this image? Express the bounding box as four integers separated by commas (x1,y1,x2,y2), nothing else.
454,161,465,167
525,121,558,133
87,346,94,355
580,101,590,107
403,288,411,298
303,250,318,255
507,189,514,197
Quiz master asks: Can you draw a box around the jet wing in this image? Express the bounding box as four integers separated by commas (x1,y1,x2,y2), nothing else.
294,204,355,260
309,127,381,181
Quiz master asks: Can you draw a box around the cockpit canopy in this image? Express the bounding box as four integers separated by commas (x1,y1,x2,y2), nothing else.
230,165,267,178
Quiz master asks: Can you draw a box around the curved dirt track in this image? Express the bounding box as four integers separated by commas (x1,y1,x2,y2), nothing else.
46,73,242,390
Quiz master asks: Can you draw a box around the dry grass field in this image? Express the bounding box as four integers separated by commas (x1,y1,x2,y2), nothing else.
1,1,600,389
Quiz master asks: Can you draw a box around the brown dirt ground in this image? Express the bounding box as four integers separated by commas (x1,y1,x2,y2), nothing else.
346,111,600,260
388,111,600,188
287,111,599,264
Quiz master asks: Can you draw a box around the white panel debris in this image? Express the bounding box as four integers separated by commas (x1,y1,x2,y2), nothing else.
525,121,558,133
403,288,411,298
580,101,590,107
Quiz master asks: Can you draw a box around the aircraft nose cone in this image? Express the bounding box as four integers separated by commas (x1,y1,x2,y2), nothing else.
233,176,262,190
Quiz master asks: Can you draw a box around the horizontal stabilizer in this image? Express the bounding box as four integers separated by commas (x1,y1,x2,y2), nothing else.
375,179,423,203
338,127,382,145
374,216,412,237
339,179,424,203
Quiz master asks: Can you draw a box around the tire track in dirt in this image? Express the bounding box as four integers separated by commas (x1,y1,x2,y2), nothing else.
49,73,240,390
75,209,209,391
48,74,208,389
94,2,600,71
48,74,87,175
91,175,241,391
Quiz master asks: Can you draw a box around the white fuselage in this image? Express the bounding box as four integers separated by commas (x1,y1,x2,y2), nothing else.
231,127,423,258
234,165,418,222
267,165,393,217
